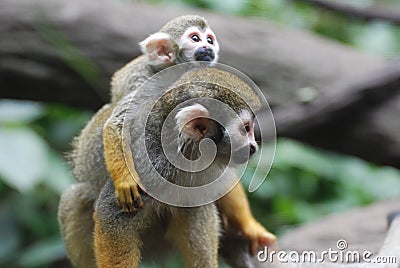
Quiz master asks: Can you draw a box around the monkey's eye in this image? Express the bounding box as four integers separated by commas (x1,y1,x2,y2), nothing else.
240,123,250,135
190,34,200,42
207,36,214,45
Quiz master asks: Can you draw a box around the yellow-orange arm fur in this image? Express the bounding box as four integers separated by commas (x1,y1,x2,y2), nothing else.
218,181,276,254
103,120,143,212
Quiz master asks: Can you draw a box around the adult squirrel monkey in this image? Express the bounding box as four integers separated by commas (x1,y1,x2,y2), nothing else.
105,15,275,253
95,66,268,267
59,15,275,268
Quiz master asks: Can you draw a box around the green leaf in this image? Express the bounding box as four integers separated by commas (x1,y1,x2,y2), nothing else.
0,206,21,263
42,150,74,194
0,127,48,192
273,138,336,179
352,21,398,57
18,237,66,268
0,100,44,124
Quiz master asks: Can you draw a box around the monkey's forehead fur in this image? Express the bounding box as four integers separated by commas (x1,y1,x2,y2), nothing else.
162,67,263,114
160,15,209,41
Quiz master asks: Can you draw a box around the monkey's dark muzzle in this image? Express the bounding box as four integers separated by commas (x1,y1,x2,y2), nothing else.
194,47,215,62
232,144,256,164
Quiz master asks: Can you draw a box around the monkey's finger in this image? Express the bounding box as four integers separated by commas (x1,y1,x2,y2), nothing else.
116,190,136,213
258,233,277,247
130,188,143,208
134,197,143,208
123,191,137,213
117,200,131,213
117,198,130,213
122,205,130,213
127,201,137,213
123,196,136,213
250,233,277,255
115,191,125,209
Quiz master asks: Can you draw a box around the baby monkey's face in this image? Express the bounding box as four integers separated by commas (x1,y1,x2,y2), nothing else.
178,26,219,63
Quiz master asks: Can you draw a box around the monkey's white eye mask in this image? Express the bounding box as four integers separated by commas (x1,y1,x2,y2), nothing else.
178,26,219,63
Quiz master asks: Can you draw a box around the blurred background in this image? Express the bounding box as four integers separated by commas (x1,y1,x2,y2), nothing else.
1,0,400,267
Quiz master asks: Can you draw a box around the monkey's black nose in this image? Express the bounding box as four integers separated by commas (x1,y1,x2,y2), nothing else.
249,144,256,156
194,47,215,62
232,145,256,164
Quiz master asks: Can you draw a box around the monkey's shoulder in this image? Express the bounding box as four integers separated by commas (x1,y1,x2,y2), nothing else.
111,55,154,103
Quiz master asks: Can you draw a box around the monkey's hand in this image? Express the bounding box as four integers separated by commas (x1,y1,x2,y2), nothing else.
103,119,145,213
114,178,143,213
218,182,277,254
242,218,277,255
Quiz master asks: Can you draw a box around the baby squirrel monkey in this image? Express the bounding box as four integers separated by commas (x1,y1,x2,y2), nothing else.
104,15,276,253
95,66,266,267
105,15,219,210
59,15,274,268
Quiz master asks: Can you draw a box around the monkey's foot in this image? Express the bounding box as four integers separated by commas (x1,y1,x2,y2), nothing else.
114,180,144,213
242,219,277,255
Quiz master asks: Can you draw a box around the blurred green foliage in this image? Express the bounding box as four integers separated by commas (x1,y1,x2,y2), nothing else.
0,100,90,267
1,0,400,267
1,102,400,267
242,139,400,235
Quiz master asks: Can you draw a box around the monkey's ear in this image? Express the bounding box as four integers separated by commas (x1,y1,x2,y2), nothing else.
175,104,212,140
139,32,178,70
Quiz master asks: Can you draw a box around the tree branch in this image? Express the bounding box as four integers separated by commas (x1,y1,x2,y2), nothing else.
294,0,400,25
271,59,400,134
0,0,384,110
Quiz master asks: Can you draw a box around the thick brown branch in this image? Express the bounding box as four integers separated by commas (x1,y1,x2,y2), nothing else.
295,0,400,25
270,59,400,135
0,0,384,110
261,60,400,168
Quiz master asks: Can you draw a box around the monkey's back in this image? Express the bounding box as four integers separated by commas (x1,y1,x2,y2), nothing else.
69,104,113,194
70,55,156,190
121,66,263,194
111,55,155,103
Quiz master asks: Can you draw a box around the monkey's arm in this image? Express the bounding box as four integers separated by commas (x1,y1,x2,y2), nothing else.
217,179,276,254
103,115,143,212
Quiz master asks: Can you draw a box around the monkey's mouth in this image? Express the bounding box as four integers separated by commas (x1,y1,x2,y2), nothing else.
232,147,251,164
194,47,215,62
231,144,257,164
